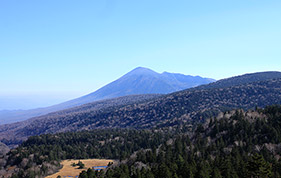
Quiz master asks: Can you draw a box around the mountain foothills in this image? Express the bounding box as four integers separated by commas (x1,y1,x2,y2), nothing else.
0,67,214,125
0,94,160,148
0,71,281,178
2,106,281,178
0,71,281,147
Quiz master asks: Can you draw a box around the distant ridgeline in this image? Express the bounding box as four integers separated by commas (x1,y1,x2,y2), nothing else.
2,105,281,178
0,67,215,125
1,71,281,177
1,72,281,148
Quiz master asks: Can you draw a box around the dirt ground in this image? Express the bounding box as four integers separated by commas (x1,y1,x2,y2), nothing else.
45,159,114,178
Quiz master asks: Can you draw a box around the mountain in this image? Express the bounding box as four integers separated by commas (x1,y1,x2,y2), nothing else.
1,71,281,147
46,67,215,108
0,67,215,125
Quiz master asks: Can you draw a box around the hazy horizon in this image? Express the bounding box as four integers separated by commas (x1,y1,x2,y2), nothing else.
1,0,281,110
0,67,218,110
1,68,280,110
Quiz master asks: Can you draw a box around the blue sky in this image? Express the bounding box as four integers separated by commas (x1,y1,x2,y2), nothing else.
0,0,281,109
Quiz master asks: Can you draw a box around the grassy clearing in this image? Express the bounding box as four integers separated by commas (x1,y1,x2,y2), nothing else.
45,159,114,178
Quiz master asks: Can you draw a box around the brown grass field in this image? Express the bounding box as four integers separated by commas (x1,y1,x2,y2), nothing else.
45,159,114,178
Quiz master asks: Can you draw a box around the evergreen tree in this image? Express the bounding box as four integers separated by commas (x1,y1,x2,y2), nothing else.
246,154,272,178
79,170,88,178
212,167,222,178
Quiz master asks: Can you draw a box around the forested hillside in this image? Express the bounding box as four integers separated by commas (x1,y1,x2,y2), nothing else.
1,78,281,147
0,142,9,156
1,130,171,178
192,71,281,90
99,105,281,178
0,94,160,148
0,94,161,125
2,105,281,178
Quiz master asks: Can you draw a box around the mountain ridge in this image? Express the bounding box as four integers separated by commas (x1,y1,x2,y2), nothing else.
191,71,281,90
0,67,214,125
1,71,281,147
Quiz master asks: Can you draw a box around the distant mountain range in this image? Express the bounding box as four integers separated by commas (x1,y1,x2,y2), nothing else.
1,71,281,147
0,67,215,125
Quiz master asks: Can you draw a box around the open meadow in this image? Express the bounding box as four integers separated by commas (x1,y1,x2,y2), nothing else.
45,159,114,178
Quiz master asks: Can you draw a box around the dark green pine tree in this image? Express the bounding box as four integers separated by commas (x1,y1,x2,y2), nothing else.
212,167,222,178
79,170,88,178
145,170,155,178
246,154,272,178
197,162,210,178
87,168,95,178
220,158,238,178
157,163,173,178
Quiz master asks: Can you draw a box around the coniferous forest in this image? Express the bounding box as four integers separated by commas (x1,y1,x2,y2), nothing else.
1,105,281,178
2,0,281,177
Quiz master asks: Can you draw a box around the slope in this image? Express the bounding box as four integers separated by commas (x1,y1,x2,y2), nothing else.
0,72,281,147
3,106,281,178
44,67,215,109
0,94,160,148
193,71,281,90
0,67,214,125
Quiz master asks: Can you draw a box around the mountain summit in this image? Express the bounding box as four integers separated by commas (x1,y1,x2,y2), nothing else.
0,67,215,124
1,71,281,146
67,67,215,105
